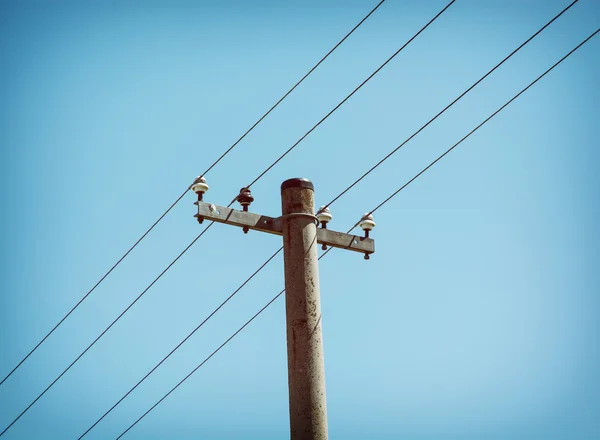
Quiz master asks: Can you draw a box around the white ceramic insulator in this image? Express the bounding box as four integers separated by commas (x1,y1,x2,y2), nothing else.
316,212,332,223
359,216,376,231
316,206,332,223
191,182,209,194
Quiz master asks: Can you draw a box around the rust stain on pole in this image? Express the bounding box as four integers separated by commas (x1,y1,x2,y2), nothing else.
281,178,328,440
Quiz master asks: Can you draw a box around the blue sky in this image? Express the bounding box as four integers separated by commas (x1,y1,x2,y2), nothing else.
0,0,599,439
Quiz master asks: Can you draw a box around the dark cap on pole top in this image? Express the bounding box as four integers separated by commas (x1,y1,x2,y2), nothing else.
281,178,314,192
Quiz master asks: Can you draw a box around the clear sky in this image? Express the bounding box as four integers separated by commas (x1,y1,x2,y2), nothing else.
1,0,599,439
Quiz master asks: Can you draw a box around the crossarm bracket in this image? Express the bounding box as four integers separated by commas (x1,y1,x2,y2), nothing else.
195,202,374,255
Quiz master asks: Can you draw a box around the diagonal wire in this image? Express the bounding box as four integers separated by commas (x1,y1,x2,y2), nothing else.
348,27,600,229
115,247,332,439
0,192,186,388
115,27,599,439
0,0,386,388
71,4,455,434
324,0,579,208
245,0,457,188
203,0,387,176
79,10,575,429
0,224,214,437
115,289,286,440
77,246,284,439
0,2,394,430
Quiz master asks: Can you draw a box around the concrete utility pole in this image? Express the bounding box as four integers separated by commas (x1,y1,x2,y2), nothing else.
281,178,327,439
191,177,375,440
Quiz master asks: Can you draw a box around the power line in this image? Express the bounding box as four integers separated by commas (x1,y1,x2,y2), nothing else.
116,288,285,439
245,0,456,188
60,7,457,426
0,191,187,388
324,0,579,208
77,246,284,439
114,27,599,438
0,224,215,437
203,0,386,176
69,3,456,434
9,2,588,436
1,3,402,431
71,3,576,434
0,0,386,388
115,247,332,439
353,27,600,226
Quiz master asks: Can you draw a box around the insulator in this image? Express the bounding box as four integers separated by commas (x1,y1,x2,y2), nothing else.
191,176,209,199
236,187,254,211
316,206,333,227
359,213,375,231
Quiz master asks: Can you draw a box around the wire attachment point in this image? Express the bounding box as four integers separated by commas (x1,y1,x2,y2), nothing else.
192,176,209,223
191,176,209,201
359,213,375,238
359,213,375,260
236,187,254,233
316,206,332,249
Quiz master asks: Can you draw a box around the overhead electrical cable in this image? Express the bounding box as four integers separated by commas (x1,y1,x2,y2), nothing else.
57,3,459,436
0,0,386,388
75,3,580,435
351,28,600,227
77,246,284,439
324,0,579,208
0,223,217,436
115,246,332,440
245,0,456,189
114,27,599,439
0,3,453,432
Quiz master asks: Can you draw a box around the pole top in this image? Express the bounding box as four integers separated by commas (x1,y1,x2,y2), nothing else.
281,178,314,192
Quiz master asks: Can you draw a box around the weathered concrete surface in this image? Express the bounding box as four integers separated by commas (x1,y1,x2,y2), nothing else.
281,178,328,440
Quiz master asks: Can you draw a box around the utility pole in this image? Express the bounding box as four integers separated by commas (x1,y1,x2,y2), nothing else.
191,177,375,440
281,178,327,439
